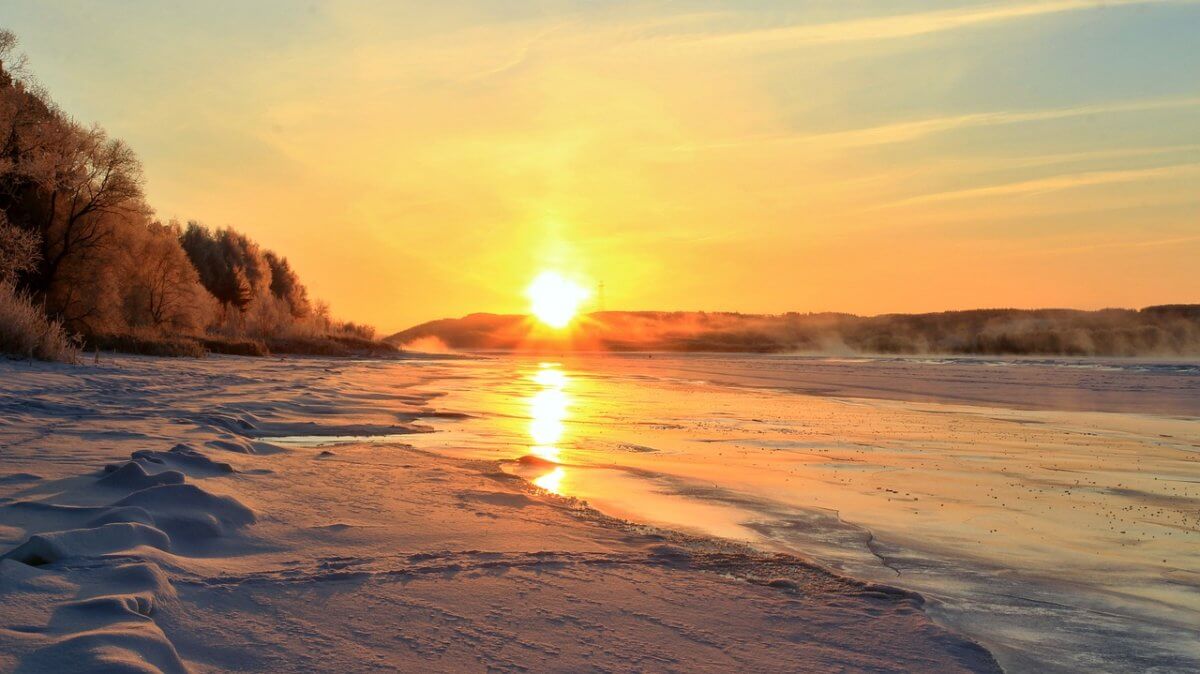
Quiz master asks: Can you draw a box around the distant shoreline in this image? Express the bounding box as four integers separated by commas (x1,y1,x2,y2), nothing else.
389,305,1200,357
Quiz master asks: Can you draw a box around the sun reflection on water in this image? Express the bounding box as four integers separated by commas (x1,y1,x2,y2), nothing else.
533,466,565,492
526,363,570,493
529,388,568,446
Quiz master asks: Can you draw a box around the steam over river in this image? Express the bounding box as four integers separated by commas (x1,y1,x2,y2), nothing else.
396,353,1200,673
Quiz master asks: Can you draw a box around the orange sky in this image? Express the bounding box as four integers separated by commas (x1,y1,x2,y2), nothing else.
7,1,1200,332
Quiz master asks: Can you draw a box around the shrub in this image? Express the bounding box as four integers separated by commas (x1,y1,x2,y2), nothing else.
0,281,78,362
0,216,40,282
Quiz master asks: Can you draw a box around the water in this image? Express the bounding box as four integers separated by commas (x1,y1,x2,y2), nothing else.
384,354,1199,671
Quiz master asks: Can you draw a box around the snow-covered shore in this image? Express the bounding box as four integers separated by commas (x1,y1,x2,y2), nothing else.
0,355,999,672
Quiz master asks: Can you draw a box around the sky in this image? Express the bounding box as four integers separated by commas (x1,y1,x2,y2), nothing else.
4,1,1199,333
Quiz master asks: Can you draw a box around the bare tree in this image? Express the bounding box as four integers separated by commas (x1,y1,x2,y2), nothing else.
0,30,64,213
35,128,144,298
124,221,212,332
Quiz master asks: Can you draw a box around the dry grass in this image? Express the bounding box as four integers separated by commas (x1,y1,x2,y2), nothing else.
0,282,78,362
88,331,207,358
265,334,398,357
199,336,269,357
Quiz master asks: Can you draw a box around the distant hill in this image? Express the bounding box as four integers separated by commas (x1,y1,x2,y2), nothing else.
388,306,1200,357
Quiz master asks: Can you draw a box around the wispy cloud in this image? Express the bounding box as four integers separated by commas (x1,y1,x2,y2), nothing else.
801,96,1200,148
885,162,1200,207
666,96,1200,153
925,143,1200,173
669,0,1198,49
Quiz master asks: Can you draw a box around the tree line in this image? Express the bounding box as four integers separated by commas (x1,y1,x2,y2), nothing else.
0,31,378,360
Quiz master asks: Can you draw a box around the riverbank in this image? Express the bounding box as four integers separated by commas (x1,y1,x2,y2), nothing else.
0,355,999,672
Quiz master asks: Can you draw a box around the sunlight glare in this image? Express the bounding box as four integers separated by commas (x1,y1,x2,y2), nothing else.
532,368,567,388
533,467,565,494
526,271,589,329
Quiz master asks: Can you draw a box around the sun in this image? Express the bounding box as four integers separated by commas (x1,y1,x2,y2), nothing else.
526,271,589,329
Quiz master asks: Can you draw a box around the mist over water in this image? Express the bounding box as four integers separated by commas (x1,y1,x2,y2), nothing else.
392,306,1200,358
404,353,1200,673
